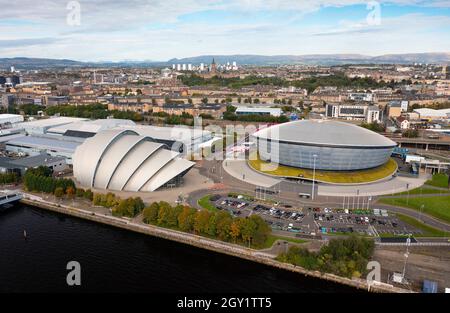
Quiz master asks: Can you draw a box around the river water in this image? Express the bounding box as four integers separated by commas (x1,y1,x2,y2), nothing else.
0,204,357,293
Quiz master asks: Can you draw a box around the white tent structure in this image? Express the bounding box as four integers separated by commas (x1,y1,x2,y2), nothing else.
73,129,194,192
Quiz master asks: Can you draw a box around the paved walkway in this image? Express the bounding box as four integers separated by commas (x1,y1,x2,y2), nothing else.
222,159,280,188
318,175,429,197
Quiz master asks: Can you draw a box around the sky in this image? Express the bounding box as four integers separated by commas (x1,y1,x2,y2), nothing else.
0,0,449,61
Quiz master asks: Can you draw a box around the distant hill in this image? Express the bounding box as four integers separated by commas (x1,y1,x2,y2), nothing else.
1,53,449,69
168,53,450,66
0,57,165,70
0,57,85,69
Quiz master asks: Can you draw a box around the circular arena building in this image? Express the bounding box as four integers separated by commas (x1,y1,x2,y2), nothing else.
251,120,397,171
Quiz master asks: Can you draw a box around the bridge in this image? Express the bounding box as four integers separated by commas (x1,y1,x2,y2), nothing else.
0,190,23,206
383,134,450,151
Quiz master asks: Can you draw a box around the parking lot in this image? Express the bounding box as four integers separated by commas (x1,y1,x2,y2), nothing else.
212,194,423,238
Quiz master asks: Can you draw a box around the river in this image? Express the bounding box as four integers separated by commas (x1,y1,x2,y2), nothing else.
0,203,357,293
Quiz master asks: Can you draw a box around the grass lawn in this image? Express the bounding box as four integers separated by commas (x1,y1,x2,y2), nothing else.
261,235,307,249
379,196,450,223
391,187,450,196
425,173,450,188
248,153,397,184
197,195,218,212
394,213,448,237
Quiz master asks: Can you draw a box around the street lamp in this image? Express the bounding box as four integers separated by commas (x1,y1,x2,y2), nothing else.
406,183,410,205
402,234,412,283
311,154,318,200
356,189,360,210
419,204,424,222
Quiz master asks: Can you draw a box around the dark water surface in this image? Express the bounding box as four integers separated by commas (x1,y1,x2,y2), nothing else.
0,204,357,293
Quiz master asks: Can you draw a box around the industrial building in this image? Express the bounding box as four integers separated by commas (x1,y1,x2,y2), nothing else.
17,116,88,135
413,108,450,120
4,135,83,163
0,153,67,176
73,129,195,192
252,120,397,171
0,116,216,183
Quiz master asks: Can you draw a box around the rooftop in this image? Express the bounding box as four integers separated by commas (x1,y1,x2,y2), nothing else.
253,119,397,148
6,135,82,153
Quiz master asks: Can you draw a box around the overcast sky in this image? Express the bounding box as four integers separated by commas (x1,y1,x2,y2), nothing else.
0,0,449,61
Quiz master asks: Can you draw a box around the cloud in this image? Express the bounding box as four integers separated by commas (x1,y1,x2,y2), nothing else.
0,37,60,48
0,1,449,60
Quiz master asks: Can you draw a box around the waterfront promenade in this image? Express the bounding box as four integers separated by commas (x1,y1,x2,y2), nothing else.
19,192,410,293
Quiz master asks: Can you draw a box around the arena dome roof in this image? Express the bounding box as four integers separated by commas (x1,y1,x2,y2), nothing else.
253,120,396,148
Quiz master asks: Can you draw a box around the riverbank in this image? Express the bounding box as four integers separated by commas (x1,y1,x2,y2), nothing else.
19,195,411,293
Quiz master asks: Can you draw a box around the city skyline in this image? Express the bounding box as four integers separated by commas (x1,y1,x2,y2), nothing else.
0,0,450,62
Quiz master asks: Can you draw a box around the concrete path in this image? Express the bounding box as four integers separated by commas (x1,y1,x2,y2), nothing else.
318,175,429,197
222,159,280,188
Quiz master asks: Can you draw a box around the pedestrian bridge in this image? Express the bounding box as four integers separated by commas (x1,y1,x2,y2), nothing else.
0,190,23,206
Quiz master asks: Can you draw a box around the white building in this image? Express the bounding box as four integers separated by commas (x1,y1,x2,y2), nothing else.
401,100,409,112
73,129,195,192
366,106,381,123
17,117,88,135
0,114,24,126
348,93,373,102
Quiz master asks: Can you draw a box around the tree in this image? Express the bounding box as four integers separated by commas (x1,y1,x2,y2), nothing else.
215,211,233,241
54,187,64,198
84,189,94,201
403,129,419,138
76,188,85,198
229,219,241,243
194,210,211,234
206,213,217,237
143,202,160,224
157,201,174,226
93,193,103,206
248,215,271,247
66,186,75,199
240,217,257,246
177,206,197,232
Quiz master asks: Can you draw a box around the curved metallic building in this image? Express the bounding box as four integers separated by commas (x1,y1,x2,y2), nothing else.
73,129,195,192
251,120,397,171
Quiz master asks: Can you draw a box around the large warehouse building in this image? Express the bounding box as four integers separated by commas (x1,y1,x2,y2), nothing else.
252,120,397,171
73,129,195,192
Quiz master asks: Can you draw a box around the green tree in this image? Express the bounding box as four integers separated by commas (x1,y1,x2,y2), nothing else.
240,217,257,246
215,211,233,241
143,202,160,224
54,187,64,198
76,188,85,198
84,189,94,201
